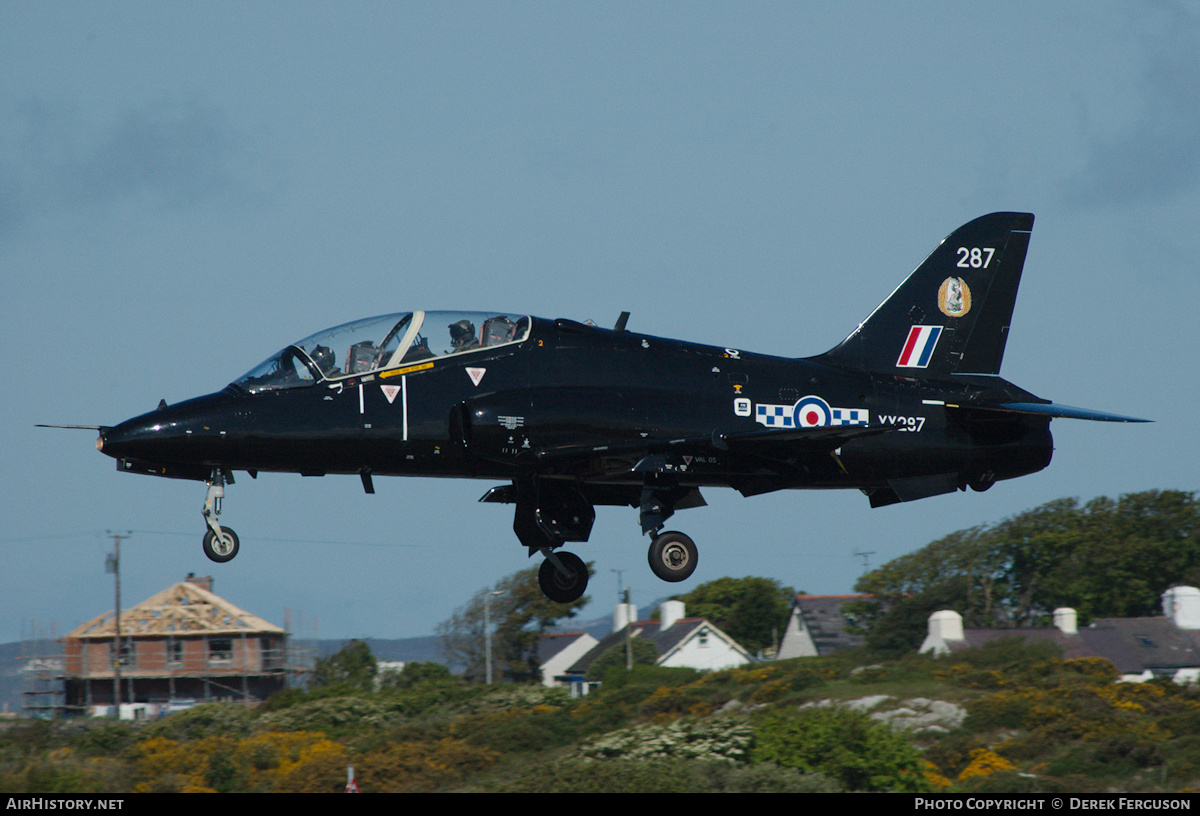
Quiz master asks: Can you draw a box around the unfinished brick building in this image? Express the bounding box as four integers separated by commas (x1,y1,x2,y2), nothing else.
62,574,288,713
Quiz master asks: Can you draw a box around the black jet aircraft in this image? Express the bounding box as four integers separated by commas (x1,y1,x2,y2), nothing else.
59,213,1147,603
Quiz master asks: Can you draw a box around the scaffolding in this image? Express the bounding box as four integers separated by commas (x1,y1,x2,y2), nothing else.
19,620,64,719
48,576,317,718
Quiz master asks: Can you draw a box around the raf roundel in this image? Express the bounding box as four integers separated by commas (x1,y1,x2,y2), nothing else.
793,395,833,428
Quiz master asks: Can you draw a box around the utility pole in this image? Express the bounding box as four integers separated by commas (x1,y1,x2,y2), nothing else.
611,569,632,670
484,590,503,684
610,569,625,604
623,587,633,670
105,531,130,717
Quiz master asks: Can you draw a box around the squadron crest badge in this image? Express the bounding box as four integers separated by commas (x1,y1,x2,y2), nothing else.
938,276,971,317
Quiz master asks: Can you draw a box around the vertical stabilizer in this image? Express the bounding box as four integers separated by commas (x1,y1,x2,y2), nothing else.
813,212,1034,376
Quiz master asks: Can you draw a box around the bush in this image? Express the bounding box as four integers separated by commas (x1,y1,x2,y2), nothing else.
355,738,498,792
449,707,577,754
751,706,932,792
378,660,453,690
138,703,255,742
487,758,839,793
576,716,752,764
585,638,660,680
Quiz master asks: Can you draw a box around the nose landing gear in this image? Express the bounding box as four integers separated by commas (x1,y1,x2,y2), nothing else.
201,470,240,563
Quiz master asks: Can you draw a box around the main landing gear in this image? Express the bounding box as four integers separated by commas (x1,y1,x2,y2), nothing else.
201,470,240,563
532,532,697,604
647,531,698,583
508,480,595,604
485,478,705,603
537,550,589,604
531,530,699,604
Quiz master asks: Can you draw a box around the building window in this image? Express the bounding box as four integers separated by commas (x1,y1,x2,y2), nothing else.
209,638,233,663
110,640,135,668
167,640,183,665
261,637,281,670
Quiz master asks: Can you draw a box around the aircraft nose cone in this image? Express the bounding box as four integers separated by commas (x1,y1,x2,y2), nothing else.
97,416,162,460
97,391,236,464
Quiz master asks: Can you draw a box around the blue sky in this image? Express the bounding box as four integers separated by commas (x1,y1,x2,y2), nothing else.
2,2,1195,645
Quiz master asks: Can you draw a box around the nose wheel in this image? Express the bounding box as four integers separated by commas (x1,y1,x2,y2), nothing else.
203,527,240,563
648,531,698,583
201,470,240,563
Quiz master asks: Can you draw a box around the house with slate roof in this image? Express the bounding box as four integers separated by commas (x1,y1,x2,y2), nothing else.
919,586,1200,683
777,594,874,658
536,631,598,687
548,600,753,695
62,574,289,716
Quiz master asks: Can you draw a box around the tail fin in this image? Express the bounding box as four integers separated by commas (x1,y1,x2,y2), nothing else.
813,212,1034,376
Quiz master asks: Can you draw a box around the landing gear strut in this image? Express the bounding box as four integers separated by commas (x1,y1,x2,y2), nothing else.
640,482,702,584
201,470,240,563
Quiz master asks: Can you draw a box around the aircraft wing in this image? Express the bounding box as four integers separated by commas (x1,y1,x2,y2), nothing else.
713,422,898,448
527,422,900,474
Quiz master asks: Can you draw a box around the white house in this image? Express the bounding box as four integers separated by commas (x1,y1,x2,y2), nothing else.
549,600,753,695
537,632,599,689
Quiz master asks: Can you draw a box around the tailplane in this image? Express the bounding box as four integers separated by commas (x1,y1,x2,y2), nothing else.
813,212,1034,376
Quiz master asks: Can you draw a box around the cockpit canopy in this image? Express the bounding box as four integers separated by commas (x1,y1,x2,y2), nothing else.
233,311,530,393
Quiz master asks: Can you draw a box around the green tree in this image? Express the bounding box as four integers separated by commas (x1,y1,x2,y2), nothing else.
675,576,794,654
854,491,1200,650
310,639,377,692
437,565,590,683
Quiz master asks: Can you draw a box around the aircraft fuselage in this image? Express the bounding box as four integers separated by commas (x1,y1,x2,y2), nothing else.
101,315,1052,501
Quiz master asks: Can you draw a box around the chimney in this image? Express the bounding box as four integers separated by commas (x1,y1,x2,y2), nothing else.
660,600,685,630
614,602,638,631
185,573,214,593
928,609,963,641
1163,586,1200,629
919,610,964,655
1053,608,1077,635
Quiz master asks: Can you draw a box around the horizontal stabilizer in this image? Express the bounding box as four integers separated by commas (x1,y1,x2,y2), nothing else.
985,402,1150,423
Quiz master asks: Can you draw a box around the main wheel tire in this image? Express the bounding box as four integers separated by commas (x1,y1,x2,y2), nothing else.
538,551,589,603
648,531,698,582
203,527,240,563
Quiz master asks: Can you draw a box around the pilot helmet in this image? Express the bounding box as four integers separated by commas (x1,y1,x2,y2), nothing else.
310,345,335,374
449,319,476,347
